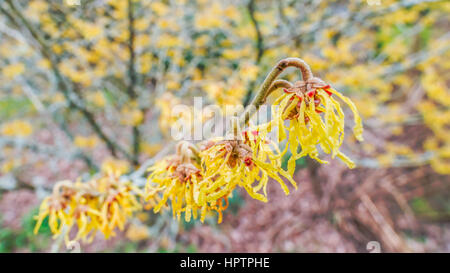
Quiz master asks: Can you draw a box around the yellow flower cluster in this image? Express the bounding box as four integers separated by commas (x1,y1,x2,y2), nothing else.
270,78,363,174
145,133,296,224
145,142,227,223
144,58,363,224
34,168,143,243
200,131,296,203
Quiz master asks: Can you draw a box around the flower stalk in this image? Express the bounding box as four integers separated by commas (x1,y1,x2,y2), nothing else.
239,58,313,127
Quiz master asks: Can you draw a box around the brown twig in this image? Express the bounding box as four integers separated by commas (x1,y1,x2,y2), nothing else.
247,0,264,63
242,0,265,107
127,0,141,166
239,58,313,127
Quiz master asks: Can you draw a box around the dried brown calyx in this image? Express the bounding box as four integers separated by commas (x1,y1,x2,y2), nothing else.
72,204,89,219
170,162,202,182
282,77,332,121
198,140,216,152
60,187,76,201
105,189,120,204
48,195,68,211
289,77,328,94
216,139,254,169
165,155,182,170
167,141,203,182
48,182,77,210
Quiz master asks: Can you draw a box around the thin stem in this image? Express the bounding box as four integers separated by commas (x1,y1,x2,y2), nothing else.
52,180,74,196
176,141,201,165
239,58,313,127
247,0,264,63
242,0,265,107
226,117,242,140
127,0,141,166
263,79,294,102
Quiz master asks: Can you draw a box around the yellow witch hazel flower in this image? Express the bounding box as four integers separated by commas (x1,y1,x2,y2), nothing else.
34,166,143,244
146,141,228,223
266,58,363,174
91,172,143,239
200,120,297,204
34,181,78,238
145,129,296,224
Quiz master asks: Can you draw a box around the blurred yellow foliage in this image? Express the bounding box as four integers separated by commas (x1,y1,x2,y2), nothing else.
1,158,23,173
101,158,130,176
1,120,33,137
87,91,107,108
74,135,99,149
2,63,25,79
141,142,162,157
126,223,150,242
120,107,144,126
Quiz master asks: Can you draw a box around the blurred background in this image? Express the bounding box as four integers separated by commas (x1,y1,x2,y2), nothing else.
0,0,449,252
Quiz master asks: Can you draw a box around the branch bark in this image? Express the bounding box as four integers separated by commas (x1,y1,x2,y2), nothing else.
242,0,265,107
239,58,312,127
127,0,141,166
247,0,264,63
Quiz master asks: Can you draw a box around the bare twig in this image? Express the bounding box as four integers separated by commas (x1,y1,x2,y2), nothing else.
239,58,312,127
242,0,265,107
247,0,264,63
127,0,141,166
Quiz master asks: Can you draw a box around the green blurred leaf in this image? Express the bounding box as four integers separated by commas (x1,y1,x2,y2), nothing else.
0,96,34,119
